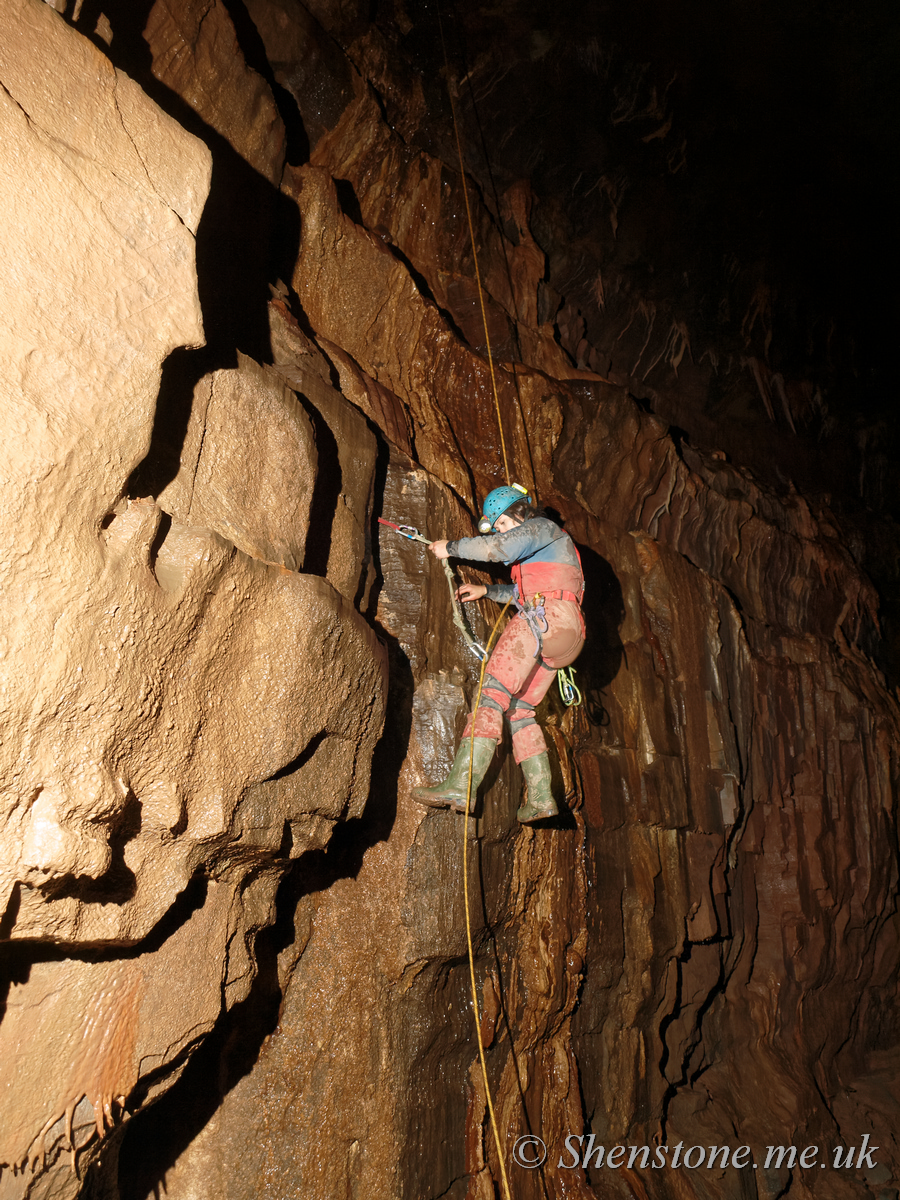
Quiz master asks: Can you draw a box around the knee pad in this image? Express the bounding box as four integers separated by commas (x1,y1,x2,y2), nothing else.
507,698,537,729
463,704,504,741
511,722,547,763
482,673,512,713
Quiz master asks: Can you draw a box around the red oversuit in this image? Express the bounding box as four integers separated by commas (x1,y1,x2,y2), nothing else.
446,517,585,762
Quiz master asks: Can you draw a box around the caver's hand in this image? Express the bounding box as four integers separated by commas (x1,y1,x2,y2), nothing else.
429,540,450,559
456,583,487,602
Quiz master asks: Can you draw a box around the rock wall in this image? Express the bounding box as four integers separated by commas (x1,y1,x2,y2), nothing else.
1,2,897,1199
0,2,385,1195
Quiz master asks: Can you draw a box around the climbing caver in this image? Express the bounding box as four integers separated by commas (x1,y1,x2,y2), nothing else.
413,485,585,824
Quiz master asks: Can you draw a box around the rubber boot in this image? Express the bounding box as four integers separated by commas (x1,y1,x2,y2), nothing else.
412,737,496,813
516,752,559,823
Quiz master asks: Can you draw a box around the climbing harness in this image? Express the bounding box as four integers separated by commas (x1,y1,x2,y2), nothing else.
512,586,584,707
513,585,549,657
377,518,488,661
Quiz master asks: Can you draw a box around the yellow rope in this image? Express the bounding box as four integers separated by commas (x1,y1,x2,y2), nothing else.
437,12,521,1196
462,601,512,1200
437,13,511,487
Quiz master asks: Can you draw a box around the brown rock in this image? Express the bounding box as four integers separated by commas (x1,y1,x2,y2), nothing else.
244,0,354,155
1,879,231,1188
145,0,285,184
1,5,898,1200
157,351,317,571
0,6,386,1193
269,302,380,603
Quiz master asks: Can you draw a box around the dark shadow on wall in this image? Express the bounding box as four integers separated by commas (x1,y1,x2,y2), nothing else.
64,0,305,499
572,543,626,727
217,0,311,167
0,873,209,1029
360,429,393,621
293,391,342,577
107,664,411,1197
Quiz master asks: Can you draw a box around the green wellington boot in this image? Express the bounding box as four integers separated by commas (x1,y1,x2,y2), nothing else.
516,752,559,823
413,737,496,813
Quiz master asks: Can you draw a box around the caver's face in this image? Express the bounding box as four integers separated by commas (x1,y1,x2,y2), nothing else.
493,513,520,533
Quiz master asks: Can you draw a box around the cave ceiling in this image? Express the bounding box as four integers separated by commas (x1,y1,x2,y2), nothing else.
309,0,899,514
74,0,900,522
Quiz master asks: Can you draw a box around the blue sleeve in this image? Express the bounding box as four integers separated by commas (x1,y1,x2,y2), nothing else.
485,583,515,603
447,521,560,565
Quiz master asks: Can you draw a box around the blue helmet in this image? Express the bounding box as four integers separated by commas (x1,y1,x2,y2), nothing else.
478,483,531,533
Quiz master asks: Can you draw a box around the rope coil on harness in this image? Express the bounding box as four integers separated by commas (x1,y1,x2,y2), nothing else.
557,665,582,707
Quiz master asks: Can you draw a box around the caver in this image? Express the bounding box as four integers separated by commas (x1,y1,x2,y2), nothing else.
415,484,585,824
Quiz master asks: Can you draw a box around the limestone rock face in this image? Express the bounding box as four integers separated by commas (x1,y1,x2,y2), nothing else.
0,0,208,932
0,2,385,1193
1,3,898,1200
143,0,285,184
156,352,317,571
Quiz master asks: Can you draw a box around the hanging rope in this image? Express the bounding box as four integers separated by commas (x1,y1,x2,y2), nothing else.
379,518,515,1195
434,13,523,1197
462,602,513,1200
437,10,511,488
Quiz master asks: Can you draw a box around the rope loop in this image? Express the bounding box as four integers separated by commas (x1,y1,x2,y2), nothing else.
557,665,583,707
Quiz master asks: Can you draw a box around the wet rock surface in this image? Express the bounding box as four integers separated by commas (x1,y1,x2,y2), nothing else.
2,2,898,1199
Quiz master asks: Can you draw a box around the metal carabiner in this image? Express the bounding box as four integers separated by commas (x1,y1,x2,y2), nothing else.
557,666,583,707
